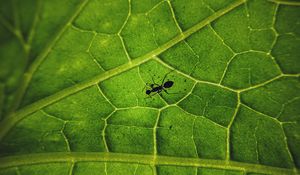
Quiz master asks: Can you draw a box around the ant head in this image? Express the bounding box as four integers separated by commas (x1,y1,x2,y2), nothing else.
146,90,151,95
164,81,174,88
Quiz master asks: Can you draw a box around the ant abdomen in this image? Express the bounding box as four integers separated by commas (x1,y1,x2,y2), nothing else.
163,81,174,88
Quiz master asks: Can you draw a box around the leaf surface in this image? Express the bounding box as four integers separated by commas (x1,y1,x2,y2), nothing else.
0,0,299,174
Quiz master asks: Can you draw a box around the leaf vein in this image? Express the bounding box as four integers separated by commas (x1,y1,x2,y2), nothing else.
0,152,297,175
0,0,245,141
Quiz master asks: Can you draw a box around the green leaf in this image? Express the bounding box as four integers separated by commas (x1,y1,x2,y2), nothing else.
0,0,299,174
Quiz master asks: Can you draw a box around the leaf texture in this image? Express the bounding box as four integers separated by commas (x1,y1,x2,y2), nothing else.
0,0,299,174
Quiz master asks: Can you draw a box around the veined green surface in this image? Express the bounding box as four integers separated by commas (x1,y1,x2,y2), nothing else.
0,0,299,174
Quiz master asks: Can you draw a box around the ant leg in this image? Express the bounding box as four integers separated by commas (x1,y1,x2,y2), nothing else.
163,89,184,95
161,70,174,84
144,94,152,99
151,77,160,86
152,93,158,97
163,89,169,94
147,73,160,86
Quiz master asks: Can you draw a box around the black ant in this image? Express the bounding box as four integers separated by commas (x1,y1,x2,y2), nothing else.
144,71,174,97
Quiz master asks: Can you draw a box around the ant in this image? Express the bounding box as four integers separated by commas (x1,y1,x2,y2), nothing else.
144,71,174,97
